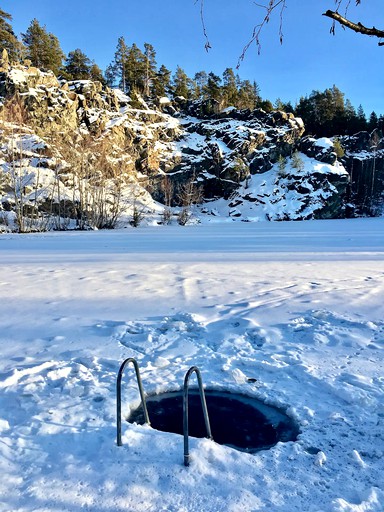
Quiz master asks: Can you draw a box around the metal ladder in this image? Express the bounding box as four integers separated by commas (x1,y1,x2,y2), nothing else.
183,366,213,467
116,358,213,466
116,357,150,447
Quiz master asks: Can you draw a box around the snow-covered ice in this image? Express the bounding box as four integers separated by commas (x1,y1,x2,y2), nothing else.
0,218,383,511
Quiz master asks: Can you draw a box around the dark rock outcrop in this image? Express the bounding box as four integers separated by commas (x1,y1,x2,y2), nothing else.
340,130,384,215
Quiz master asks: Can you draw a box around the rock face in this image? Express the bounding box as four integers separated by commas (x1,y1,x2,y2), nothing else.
0,60,356,227
197,152,349,222
150,100,306,204
340,130,384,216
0,49,10,73
299,136,337,165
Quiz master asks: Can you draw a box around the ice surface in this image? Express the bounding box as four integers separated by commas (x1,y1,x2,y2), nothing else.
0,218,383,511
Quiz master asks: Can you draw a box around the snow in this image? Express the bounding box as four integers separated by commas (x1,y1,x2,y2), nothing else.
105,114,126,129
220,106,237,114
195,154,348,223
112,88,131,104
0,218,384,511
176,132,207,153
313,160,347,175
315,137,334,150
8,68,28,84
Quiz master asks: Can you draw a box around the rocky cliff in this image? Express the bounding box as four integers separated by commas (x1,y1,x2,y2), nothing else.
0,54,370,231
340,130,384,216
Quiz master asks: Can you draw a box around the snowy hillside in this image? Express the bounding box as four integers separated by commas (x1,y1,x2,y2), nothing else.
0,59,355,231
0,218,383,511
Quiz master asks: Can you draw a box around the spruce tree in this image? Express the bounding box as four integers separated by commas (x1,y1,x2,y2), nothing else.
368,111,378,132
356,104,367,131
283,101,294,114
0,9,21,62
22,19,64,75
344,98,358,132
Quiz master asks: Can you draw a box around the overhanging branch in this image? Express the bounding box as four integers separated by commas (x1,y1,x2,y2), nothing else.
323,10,384,45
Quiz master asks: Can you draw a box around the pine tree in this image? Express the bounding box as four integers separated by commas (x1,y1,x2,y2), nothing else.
203,72,222,102
344,98,357,132
378,115,384,133
253,81,261,107
64,48,91,80
258,99,273,112
104,64,116,88
193,70,208,100
0,9,21,62
47,33,64,76
275,99,294,113
172,66,191,98
368,111,379,132
329,85,346,134
90,62,106,85
125,43,146,93
284,101,294,114
222,68,237,107
274,98,285,110
22,19,64,75
113,36,129,92
153,64,171,98
237,79,257,109
143,42,157,97
22,19,45,69
295,87,361,136
356,104,367,131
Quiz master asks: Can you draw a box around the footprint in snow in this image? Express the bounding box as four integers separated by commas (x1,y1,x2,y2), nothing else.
245,328,266,348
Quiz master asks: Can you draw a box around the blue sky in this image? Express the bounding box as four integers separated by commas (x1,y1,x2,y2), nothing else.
2,0,383,115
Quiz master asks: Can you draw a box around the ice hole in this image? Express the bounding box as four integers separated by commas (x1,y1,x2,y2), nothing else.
128,389,300,453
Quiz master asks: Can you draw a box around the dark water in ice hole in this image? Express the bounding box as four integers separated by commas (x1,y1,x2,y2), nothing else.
128,389,300,453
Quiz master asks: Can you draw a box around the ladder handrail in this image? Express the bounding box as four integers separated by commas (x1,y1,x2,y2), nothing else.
183,366,213,467
116,357,150,447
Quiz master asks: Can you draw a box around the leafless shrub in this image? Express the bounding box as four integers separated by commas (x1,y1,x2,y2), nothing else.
130,201,144,227
177,175,203,226
1,94,29,126
161,175,174,224
161,207,173,225
56,134,127,229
